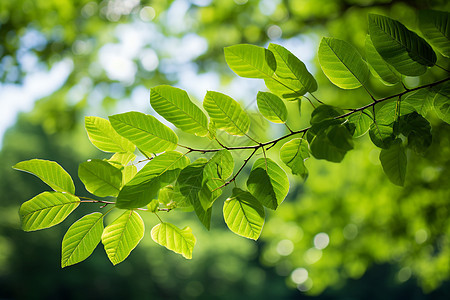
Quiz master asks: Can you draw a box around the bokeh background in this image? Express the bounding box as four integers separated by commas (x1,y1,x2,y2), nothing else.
1,0,450,299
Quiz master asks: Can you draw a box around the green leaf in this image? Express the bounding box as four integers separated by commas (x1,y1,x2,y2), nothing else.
224,44,276,78
375,100,415,125
365,35,401,85
13,159,75,194
151,222,196,259
147,199,159,212
102,210,144,265
379,139,407,186
203,91,250,136
121,165,137,186
78,159,122,197
402,89,433,118
20,192,80,231
108,152,136,166
158,185,192,210
176,159,212,229
431,82,450,124
150,85,209,137
256,92,288,123
419,10,450,58
280,138,309,179
247,158,289,210
84,116,135,153
309,124,354,162
369,122,396,149
61,212,104,268
399,112,432,154
348,110,373,138
264,43,317,99
109,111,178,153
116,151,190,209
318,37,370,89
368,14,437,76
223,188,265,240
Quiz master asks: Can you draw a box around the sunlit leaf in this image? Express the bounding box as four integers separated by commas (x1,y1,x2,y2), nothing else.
365,35,401,85
348,110,373,138
247,158,289,210
402,89,433,118
203,91,250,136
108,152,136,166
368,14,436,76
318,37,370,89
151,222,196,259
84,116,135,153
116,151,189,209
121,165,137,186
109,111,178,153
256,91,288,123
78,159,122,197
280,138,309,179
61,212,104,268
379,139,407,186
224,44,276,78
223,188,265,240
13,159,75,194
20,192,80,231
430,82,450,124
102,210,144,265
264,43,317,98
419,10,450,58
150,85,209,137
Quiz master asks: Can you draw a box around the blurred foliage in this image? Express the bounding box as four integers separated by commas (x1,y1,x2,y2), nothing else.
1,0,450,299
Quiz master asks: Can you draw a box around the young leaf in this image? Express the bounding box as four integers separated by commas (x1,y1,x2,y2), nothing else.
256,92,288,123
20,192,80,231
61,212,104,268
379,139,407,186
318,37,370,89
203,91,250,136
365,35,401,85
102,210,144,265
78,159,122,197
264,43,317,99
419,10,450,58
280,138,309,179
202,150,234,205
150,85,209,137
108,152,136,166
151,222,196,259
223,188,265,240
368,14,437,76
13,159,75,194
116,151,190,209
224,44,276,78
109,111,178,153
84,116,135,153
348,110,373,138
121,165,137,186
247,158,289,210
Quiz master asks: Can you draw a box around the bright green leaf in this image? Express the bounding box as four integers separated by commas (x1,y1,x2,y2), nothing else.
264,43,317,98
247,158,289,210
223,188,265,240
224,44,276,78
379,139,407,186
419,10,450,58
61,212,104,268
109,111,178,153
365,35,401,85
348,110,373,138
403,89,433,118
203,91,250,136
85,116,135,153
150,85,209,137
256,91,288,123
318,37,370,89
102,210,144,265
280,138,309,179
368,14,437,76
151,222,196,259
20,192,80,231
122,165,137,186
375,100,415,125
13,159,75,194
116,151,190,209
78,159,122,197
108,152,136,166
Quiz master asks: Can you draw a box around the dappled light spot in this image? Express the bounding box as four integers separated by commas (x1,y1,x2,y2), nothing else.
297,278,313,292
343,224,358,240
304,248,322,264
139,6,156,21
313,232,329,249
291,267,308,284
277,239,294,256
397,267,412,283
267,25,282,40
415,229,428,244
